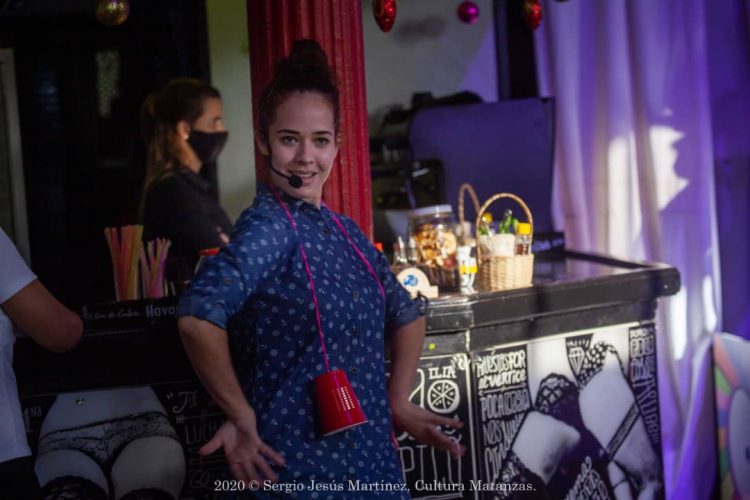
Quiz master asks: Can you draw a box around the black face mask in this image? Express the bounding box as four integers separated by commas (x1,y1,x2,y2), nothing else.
187,130,228,165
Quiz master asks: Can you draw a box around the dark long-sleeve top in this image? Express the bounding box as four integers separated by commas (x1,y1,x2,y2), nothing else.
142,168,232,274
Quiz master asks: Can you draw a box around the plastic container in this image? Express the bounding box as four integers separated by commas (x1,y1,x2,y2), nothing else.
391,237,409,275
408,205,460,289
515,223,532,255
392,237,408,266
406,237,419,264
457,245,477,289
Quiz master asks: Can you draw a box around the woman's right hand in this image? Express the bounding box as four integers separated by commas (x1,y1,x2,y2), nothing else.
199,409,286,483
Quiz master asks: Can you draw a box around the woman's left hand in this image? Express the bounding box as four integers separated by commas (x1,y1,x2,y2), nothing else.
390,397,466,459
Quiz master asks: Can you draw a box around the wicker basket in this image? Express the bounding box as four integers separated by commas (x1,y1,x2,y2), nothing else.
457,183,481,243
474,193,534,291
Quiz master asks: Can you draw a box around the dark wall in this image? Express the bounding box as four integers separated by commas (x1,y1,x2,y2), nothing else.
494,0,539,100
705,0,750,339
0,0,209,308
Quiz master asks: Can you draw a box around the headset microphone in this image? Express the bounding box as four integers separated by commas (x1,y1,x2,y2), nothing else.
269,165,303,189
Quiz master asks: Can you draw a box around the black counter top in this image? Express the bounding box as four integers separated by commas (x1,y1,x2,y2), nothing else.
426,250,679,334
14,251,679,395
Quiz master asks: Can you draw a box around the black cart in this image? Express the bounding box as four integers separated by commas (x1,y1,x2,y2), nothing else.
16,251,678,499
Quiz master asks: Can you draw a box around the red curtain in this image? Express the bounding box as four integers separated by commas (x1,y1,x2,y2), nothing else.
246,0,373,238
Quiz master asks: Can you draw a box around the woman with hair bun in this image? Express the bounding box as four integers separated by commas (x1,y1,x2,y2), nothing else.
140,78,232,278
177,40,463,493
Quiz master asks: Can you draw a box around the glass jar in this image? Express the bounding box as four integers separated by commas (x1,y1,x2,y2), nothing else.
408,205,460,290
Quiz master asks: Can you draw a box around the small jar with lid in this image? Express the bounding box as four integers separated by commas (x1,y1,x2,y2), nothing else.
408,205,460,290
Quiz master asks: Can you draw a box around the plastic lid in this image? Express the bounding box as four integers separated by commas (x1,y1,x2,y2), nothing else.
409,204,453,218
516,223,532,235
198,247,221,256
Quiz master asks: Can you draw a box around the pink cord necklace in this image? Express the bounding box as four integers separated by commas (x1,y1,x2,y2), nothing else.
270,185,385,371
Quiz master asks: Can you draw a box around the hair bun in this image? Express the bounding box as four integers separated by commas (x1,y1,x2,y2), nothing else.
276,39,333,81
258,38,340,141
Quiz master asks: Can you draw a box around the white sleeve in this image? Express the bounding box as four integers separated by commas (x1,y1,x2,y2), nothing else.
0,229,36,304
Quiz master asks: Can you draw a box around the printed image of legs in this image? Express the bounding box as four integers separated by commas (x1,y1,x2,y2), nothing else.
535,374,614,498
500,449,551,499
511,411,581,484
35,449,109,499
608,461,634,500
578,343,662,499
111,436,185,499
34,387,185,499
497,402,581,499
534,374,582,426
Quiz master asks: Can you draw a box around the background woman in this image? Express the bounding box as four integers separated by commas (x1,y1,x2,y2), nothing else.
140,78,232,280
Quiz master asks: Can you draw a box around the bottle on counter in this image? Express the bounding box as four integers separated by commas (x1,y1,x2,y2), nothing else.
457,245,477,289
498,209,520,234
478,212,493,237
406,236,419,265
392,237,407,264
391,237,409,274
515,223,532,255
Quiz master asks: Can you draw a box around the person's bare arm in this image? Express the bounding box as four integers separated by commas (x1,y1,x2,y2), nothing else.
1,280,82,352
388,316,427,401
178,316,284,481
178,316,254,420
388,316,465,458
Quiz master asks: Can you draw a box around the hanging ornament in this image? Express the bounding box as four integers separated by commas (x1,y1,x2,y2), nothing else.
457,1,480,24
96,0,130,27
522,0,543,30
373,0,397,32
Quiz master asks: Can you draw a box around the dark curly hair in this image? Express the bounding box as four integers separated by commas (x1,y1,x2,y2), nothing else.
257,39,340,145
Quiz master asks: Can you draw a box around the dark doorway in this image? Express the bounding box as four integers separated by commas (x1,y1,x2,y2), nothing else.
0,0,209,308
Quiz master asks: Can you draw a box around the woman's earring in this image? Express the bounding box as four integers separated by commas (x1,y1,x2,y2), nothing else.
183,134,189,141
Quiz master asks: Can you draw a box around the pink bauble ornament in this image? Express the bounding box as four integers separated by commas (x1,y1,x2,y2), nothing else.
457,1,480,24
373,0,397,32
96,0,130,26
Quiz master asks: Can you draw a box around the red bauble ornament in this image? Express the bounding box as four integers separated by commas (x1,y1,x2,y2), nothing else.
522,0,543,30
373,0,397,32
457,1,480,24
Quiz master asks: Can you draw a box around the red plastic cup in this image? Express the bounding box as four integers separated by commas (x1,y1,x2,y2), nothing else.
314,369,368,436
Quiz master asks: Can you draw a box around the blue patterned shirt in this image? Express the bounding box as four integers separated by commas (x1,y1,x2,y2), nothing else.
177,184,421,498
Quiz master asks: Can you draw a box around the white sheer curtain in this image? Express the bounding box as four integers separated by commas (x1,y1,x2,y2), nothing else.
534,0,722,498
